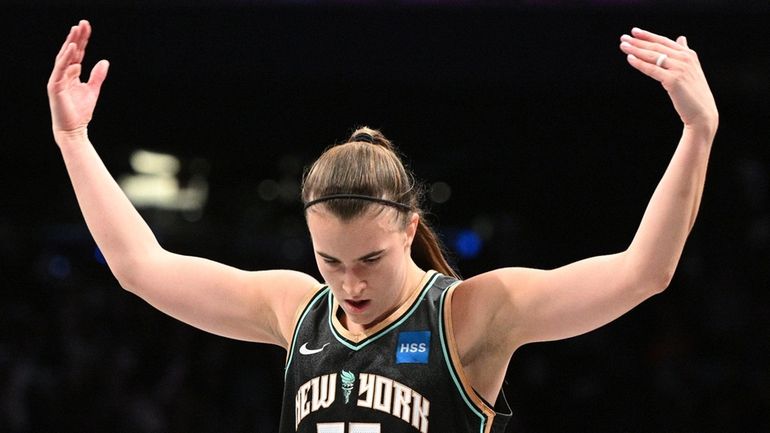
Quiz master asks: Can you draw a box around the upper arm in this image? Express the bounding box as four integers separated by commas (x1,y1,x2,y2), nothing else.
119,248,319,348
455,251,664,353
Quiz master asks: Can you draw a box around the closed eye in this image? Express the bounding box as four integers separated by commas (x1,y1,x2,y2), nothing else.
316,249,385,266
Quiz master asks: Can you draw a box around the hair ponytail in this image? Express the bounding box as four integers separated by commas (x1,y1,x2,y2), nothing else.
413,218,459,279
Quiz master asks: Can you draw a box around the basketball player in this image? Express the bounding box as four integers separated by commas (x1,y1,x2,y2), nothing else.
47,20,717,432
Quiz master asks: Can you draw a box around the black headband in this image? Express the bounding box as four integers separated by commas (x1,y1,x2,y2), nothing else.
303,194,411,211
351,133,375,144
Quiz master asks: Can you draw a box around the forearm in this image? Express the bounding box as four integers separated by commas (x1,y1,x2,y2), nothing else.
58,133,162,287
625,122,716,290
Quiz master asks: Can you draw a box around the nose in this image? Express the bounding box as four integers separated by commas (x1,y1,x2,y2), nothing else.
342,270,366,298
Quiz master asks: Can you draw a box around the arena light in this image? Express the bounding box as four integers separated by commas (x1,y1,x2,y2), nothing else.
119,149,209,212
129,149,180,175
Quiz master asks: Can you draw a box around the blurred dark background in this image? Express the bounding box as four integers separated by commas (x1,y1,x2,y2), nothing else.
2,1,769,432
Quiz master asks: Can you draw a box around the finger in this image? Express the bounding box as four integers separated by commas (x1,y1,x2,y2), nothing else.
74,20,92,64
620,40,680,70
625,53,671,83
87,60,110,91
630,27,686,52
620,33,685,60
55,26,78,62
65,63,83,82
56,20,90,64
676,35,688,48
49,42,78,85
67,20,90,65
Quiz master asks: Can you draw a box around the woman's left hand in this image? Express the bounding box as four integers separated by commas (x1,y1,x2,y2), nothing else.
620,27,718,135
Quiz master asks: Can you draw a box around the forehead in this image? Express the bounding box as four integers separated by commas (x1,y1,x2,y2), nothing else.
306,208,402,255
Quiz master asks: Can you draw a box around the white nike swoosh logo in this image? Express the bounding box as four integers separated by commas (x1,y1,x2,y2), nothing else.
299,342,330,355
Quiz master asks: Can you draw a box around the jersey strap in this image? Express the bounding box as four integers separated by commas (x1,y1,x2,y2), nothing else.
285,285,330,379
439,282,512,433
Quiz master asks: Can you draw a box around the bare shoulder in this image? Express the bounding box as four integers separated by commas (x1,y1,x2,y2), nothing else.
447,268,539,401
243,269,322,347
451,268,540,354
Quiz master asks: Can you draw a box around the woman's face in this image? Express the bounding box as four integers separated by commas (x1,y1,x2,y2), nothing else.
306,207,419,332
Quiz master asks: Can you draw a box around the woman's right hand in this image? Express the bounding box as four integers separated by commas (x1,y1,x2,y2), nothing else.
47,20,109,145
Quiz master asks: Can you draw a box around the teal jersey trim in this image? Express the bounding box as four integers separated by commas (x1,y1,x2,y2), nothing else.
284,286,330,380
328,271,440,351
438,284,488,433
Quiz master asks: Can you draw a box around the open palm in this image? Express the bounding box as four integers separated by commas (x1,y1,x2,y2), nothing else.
47,20,109,142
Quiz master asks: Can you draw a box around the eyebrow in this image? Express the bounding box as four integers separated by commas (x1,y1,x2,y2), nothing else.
317,249,385,262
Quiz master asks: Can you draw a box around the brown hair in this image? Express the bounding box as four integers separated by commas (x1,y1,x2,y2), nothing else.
302,127,459,278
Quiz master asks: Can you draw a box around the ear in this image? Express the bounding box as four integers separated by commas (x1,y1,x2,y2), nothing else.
405,212,420,247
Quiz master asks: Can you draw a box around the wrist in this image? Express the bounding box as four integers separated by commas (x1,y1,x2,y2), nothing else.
53,127,89,149
683,113,719,141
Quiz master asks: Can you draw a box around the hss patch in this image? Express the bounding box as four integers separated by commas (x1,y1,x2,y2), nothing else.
396,331,430,364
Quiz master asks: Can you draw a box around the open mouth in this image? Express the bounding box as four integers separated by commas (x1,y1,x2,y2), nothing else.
344,299,371,313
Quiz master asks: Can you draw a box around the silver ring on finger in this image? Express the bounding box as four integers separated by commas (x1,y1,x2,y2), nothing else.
655,53,668,68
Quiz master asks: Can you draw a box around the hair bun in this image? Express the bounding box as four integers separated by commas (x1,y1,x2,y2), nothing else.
351,132,374,144
348,126,393,150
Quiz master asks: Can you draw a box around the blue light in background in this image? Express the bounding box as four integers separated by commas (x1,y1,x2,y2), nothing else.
454,229,482,259
94,246,107,265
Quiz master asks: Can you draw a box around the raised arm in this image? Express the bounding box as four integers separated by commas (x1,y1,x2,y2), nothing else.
455,28,718,355
47,20,317,348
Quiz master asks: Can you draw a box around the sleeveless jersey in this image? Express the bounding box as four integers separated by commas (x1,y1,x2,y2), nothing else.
279,270,512,433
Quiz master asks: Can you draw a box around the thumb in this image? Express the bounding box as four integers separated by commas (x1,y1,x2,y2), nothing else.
676,35,688,48
88,59,110,89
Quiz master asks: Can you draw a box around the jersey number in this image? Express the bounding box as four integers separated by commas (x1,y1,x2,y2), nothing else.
317,422,380,433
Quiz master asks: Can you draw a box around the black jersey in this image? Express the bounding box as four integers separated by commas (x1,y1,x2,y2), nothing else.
279,270,512,433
